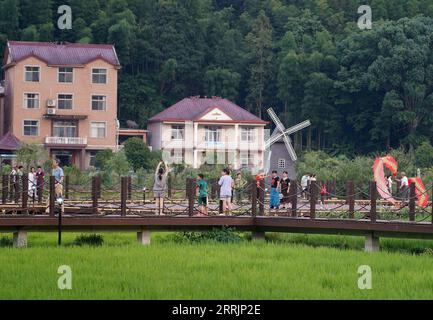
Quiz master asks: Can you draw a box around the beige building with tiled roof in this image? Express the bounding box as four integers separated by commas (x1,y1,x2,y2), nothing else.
148,96,267,169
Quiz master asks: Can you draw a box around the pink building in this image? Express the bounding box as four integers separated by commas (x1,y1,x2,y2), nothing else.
0,41,121,169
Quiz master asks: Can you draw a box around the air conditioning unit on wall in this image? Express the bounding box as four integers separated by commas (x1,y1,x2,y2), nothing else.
46,99,56,107
47,107,56,115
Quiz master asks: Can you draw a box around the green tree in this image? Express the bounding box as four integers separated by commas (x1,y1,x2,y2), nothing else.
245,10,273,118
16,143,49,171
123,137,160,171
94,149,114,170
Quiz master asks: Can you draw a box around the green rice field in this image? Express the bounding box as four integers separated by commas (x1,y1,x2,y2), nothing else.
1,231,433,299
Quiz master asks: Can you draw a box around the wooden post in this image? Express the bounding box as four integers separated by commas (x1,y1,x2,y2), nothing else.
187,178,195,217
310,181,317,219
211,180,217,200
127,176,132,200
37,174,43,204
218,182,223,214
259,179,265,216
49,176,55,217
347,181,355,219
409,182,416,222
2,174,8,204
251,181,257,217
8,176,13,202
64,175,69,199
370,181,377,222
97,175,102,198
431,184,433,224
92,176,98,215
21,175,28,211
289,181,297,217
14,175,19,204
120,176,127,217
167,174,172,199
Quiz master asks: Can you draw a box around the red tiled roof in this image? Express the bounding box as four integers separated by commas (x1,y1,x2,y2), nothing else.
0,132,21,151
4,41,120,67
148,97,267,124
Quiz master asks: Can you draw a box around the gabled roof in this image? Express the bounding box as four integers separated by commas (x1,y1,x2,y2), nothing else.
0,132,21,151
148,96,267,124
3,41,120,67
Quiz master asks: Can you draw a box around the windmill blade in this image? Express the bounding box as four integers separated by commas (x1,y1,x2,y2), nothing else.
267,108,286,133
264,132,284,149
282,134,297,161
265,120,311,149
285,120,311,135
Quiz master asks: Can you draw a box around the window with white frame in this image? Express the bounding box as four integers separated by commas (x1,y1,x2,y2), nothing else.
92,68,107,84
278,158,286,169
58,67,73,83
171,125,184,140
23,120,39,136
240,151,252,168
91,95,107,111
205,126,221,143
53,121,77,137
170,149,184,164
24,93,39,109
241,127,255,142
90,122,106,138
24,66,40,82
58,94,73,109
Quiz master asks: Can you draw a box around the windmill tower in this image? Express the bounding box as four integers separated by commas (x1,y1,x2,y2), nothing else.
265,108,311,179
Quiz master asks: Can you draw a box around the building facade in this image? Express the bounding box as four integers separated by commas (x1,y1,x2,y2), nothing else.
1,41,121,169
148,96,267,170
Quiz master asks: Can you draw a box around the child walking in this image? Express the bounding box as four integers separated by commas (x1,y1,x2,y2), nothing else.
196,174,208,215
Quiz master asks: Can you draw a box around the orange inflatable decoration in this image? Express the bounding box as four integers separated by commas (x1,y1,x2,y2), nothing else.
408,177,428,208
372,156,398,205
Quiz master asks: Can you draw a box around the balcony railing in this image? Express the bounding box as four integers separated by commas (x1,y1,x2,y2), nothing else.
45,136,87,145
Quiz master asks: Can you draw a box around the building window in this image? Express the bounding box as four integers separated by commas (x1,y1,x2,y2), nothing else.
90,122,106,138
170,149,183,164
278,158,286,169
240,151,253,168
23,120,39,136
91,95,107,111
92,68,107,84
58,94,73,110
24,66,40,82
171,125,184,140
241,127,255,142
24,93,39,109
53,121,77,137
205,126,221,143
89,151,98,167
58,67,73,83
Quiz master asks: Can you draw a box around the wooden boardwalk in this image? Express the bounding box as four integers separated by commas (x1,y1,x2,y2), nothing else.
0,175,432,251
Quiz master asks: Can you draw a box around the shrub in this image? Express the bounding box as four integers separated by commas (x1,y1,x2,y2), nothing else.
0,236,13,247
73,234,104,246
169,227,244,243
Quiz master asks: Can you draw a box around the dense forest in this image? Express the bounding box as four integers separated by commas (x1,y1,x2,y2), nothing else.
1,0,433,156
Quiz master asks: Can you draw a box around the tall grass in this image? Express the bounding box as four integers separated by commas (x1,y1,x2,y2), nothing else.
0,232,433,299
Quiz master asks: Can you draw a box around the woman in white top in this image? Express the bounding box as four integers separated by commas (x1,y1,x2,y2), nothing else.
386,174,393,195
28,167,37,199
398,172,409,202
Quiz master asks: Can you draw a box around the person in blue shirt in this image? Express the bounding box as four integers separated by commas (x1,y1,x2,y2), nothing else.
52,159,64,198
